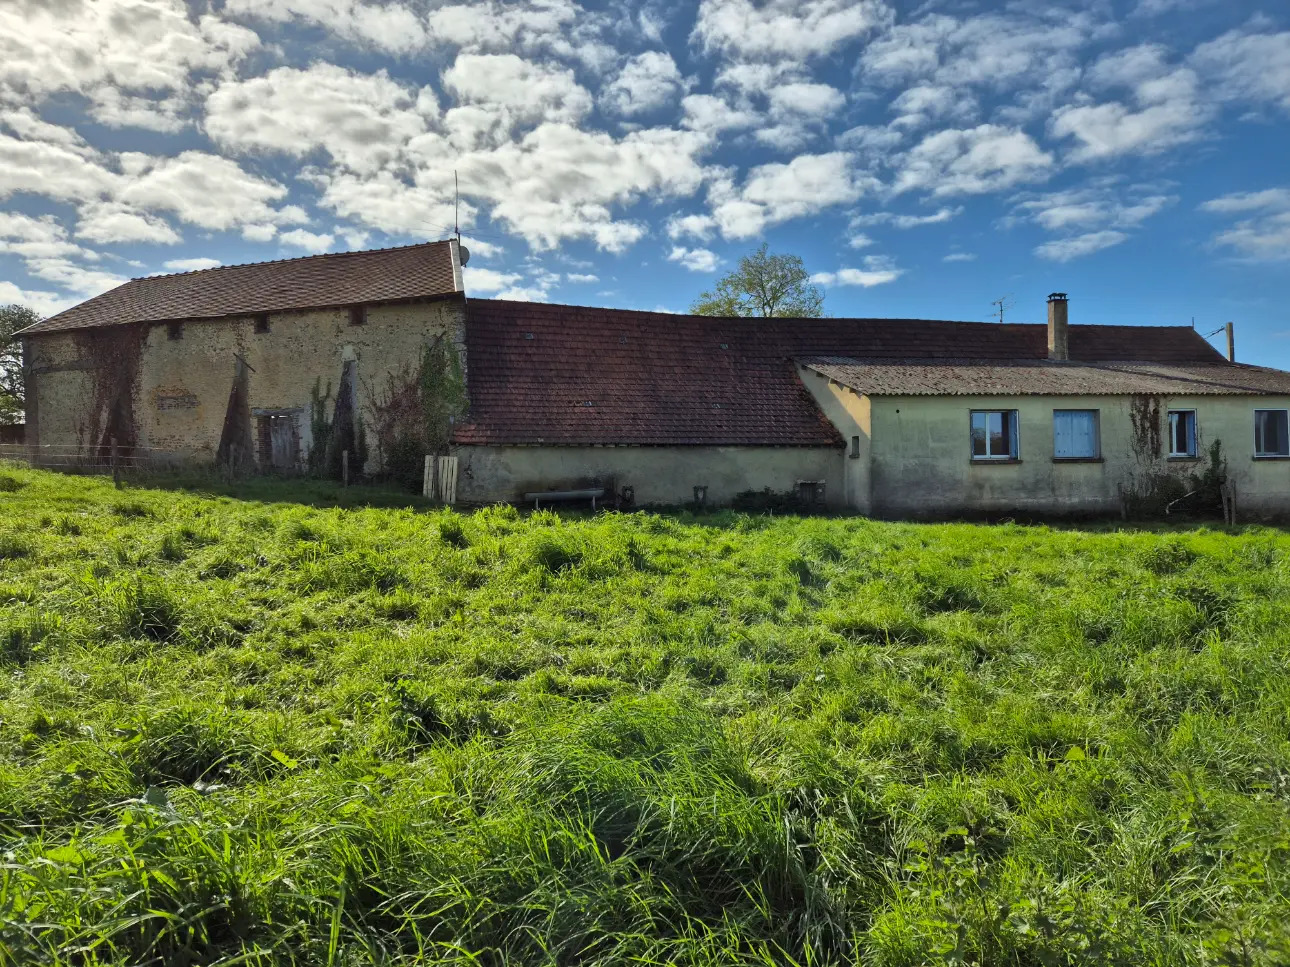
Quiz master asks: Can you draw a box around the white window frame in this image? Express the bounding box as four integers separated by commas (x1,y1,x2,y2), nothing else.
1254,408,1290,458
970,409,1019,461
1167,409,1197,458
1052,409,1100,460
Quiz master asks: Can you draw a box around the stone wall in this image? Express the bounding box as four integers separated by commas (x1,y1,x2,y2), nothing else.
24,297,466,469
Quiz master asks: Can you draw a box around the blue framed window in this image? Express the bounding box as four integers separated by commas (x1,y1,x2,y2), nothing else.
1255,409,1289,457
1168,410,1197,458
970,410,1018,460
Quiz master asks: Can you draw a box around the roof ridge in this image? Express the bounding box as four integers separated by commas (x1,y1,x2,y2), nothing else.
134,239,452,282
468,299,1209,330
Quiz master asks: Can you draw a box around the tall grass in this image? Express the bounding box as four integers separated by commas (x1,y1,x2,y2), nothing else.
0,466,1288,965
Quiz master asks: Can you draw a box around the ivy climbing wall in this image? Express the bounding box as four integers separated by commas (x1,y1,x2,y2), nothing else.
24,298,465,470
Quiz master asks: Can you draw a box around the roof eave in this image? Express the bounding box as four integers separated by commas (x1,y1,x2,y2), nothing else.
18,289,467,337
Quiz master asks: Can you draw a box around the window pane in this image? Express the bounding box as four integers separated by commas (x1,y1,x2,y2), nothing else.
1270,411,1290,455
971,413,987,456
1168,411,1196,456
989,412,1007,456
1256,411,1289,455
972,411,1018,458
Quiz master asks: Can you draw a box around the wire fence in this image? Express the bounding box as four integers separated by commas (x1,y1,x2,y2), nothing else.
0,443,207,475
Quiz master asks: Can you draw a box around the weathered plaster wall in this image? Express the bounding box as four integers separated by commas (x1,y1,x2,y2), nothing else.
25,298,465,467
865,393,1290,517
455,445,845,508
797,364,871,513
23,332,92,450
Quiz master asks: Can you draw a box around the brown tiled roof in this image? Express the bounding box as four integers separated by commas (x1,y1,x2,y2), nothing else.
453,300,1228,447
19,241,461,336
801,357,1290,397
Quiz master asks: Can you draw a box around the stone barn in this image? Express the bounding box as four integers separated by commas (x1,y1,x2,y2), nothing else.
19,241,464,472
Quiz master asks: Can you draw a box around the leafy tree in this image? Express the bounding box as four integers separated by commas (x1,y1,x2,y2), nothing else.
0,304,40,424
690,244,825,318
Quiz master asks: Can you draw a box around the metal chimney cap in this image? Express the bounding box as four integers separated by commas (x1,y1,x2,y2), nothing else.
1048,292,1068,301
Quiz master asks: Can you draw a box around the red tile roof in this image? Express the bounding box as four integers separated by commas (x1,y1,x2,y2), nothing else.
19,241,461,336
801,357,1290,396
454,300,1228,447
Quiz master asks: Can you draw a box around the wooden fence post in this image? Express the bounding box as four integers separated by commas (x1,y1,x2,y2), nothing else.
423,455,434,500
110,436,121,488
342,450,349,487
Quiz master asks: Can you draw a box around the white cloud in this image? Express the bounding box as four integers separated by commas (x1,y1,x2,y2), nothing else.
680,94,758,134
310,168,460,240
1035,230,1129,261
1200,189,1290,215
711,152,870,238
279,228,334,253
943,252,976,262
164,257,221,272
847,233,874,249
1050,44,1211,162
241,224,279,243
852,206,961,229
1191,28,1290,113
463,266,522,293
755,81,846,149
205,65,436,173
1014,186,1175,233
811,255,903,287
24,256,127,296
0,280,75,317
75,203,182,245
566,272,598,283
667,213,718,240
224,0,425,54
894,125,1053,196
0,0,259,127
494,286,551,302
1202,187,1290,260
1013,183,1175,260
860,7,1095,122
452,124,711,251
89,88,191,132
0,131,118,204
889,84,976,129
117,151,298,232
601,52,686,117
423,0,608,66
336,226,371,250
460,235,503,258
769,82,845,119
667,246,720,272
1050,98,1206,163
837,124,906,162
0,212,90,260
443,54,593,142
693,0,890,61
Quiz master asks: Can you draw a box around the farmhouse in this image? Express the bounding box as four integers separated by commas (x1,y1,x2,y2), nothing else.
18,241,1290,516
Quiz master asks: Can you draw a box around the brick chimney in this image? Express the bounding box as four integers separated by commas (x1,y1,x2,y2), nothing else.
1047,292,1069,361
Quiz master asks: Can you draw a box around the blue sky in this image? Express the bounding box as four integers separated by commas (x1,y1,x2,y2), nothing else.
1,0,1287,364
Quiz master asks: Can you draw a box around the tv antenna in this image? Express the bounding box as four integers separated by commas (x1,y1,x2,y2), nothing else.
454,169,460,242
990,295,1014,323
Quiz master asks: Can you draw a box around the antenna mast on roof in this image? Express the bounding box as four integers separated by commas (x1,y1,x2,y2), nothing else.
990,295,1014,323
454,169,460,243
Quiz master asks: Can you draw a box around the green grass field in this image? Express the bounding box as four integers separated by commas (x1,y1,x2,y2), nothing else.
2,466,1288,966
